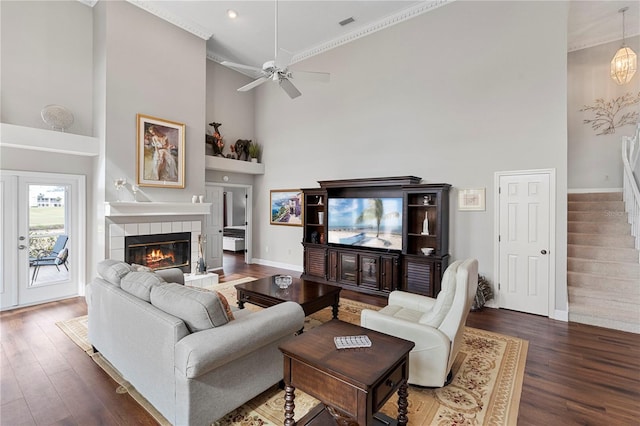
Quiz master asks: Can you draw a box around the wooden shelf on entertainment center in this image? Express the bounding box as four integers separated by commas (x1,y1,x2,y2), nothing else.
300,177,451,298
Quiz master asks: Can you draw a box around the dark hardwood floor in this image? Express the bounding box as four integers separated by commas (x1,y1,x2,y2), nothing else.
1,253,639,425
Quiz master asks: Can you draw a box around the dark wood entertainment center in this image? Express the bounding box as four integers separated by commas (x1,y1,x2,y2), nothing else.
301,176,450,298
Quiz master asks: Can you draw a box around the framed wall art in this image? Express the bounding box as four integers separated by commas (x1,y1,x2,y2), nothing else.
270,189,303,226
458,188,486,211
137,114,185,188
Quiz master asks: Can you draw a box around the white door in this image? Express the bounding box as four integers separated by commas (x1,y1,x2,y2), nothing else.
1,171,85,310
497,172,552,316
204,185,224,269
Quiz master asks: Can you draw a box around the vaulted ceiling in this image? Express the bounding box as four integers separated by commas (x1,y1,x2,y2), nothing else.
98,1,640,70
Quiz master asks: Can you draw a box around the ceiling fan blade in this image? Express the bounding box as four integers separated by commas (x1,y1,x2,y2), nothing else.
275,48,293,69
238,77,269,92
221,61,262,73
279,78,302,99
289,70,330,83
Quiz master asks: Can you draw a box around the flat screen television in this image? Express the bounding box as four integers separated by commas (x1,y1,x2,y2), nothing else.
328,197,403,251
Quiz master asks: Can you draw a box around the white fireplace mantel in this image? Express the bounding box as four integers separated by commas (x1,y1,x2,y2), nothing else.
104,202,211,217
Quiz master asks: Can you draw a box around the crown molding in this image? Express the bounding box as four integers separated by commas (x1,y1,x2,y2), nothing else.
206,52,227,64
77,0,98,7
207,0,451,67
569,31,640,53
126,0,213,40
291,0,451,64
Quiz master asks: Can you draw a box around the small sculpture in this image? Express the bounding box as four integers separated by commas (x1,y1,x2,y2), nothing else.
205,122,225,157
234,139,251,161
422,213,430,235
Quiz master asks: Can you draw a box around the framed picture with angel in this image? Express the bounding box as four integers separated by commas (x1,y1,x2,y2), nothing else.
136,114,185,188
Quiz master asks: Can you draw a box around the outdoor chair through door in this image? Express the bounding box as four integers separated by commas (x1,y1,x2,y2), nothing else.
30,235,69,284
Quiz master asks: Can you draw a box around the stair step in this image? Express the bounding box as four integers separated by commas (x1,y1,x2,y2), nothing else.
568,233,636,248
569,295,640,321
567,221,631,235
566,192,638,334
568,201,625,212
569,286,640,304
568,258,640,280
568,244,640,262
569,312,640,334
568,192,623,202
568,211,628,223
567,271,639,294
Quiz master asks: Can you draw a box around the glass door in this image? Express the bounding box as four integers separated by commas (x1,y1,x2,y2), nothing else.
1,171,84,309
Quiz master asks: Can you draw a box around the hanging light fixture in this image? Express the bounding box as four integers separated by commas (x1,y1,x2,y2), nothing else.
610,7,637,85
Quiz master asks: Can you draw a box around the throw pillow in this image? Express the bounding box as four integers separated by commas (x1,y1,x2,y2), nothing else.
121,271,166,302
97,259,133,286
187,287,235,321
216,291,235,321
150,283,229,332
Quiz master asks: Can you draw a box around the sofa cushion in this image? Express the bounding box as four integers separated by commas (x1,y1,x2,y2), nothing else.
150,283,229,332
121,271,166,302
130,263,153,272
97,259,133,286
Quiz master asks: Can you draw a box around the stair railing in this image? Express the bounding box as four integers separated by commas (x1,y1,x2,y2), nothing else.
622,123,640,252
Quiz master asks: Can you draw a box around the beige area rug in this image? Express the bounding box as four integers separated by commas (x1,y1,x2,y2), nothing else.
57,277,528,426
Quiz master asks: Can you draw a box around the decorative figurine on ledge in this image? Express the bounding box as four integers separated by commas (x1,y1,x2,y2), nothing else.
233,139,251,161
205,122,225,157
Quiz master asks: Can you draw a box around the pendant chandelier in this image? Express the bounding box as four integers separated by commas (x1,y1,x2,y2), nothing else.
610,7,637,85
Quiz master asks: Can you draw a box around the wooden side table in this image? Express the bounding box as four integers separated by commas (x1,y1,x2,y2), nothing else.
279,320,415,426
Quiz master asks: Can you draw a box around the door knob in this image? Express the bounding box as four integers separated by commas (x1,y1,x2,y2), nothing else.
18,245,27,250
541,250,547,255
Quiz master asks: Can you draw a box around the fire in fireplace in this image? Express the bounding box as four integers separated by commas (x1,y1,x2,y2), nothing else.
125,232,191,273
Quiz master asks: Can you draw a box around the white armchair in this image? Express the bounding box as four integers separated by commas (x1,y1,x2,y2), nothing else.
361,258,478,387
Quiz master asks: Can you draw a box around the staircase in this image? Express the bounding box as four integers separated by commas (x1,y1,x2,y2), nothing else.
567,192,640,333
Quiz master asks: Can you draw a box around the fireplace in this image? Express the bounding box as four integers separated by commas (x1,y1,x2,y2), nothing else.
125,232,191,273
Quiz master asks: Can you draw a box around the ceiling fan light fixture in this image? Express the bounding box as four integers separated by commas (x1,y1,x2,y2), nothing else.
227,9,238,19
610,7,637,85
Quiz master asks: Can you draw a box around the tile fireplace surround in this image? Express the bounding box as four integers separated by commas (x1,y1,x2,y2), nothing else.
105,201,213,275
109,220,202,274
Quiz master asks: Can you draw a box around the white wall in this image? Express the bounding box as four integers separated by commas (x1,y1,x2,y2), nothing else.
568,36,640,189
0,0,93,135
252,1,570,311
206,61,255,157
2,0,208,283
97,0,207,204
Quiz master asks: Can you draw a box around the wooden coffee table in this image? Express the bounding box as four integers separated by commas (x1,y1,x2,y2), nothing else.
279,319,415,426
235,276,342,319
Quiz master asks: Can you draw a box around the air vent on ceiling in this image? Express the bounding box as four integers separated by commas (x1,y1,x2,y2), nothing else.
339,17,355,26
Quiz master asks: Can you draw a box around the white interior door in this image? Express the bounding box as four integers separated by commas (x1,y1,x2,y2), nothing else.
204,185,224,269
497,171,552,316
1,171,85,310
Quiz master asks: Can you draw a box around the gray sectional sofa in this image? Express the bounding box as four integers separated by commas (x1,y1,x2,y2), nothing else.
85,260,305,426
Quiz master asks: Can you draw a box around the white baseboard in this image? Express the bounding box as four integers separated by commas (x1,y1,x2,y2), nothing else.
251,258,303,273
568,188,622,193
552,309,569,322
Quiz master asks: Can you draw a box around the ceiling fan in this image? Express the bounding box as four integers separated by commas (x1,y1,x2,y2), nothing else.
221,0,330,99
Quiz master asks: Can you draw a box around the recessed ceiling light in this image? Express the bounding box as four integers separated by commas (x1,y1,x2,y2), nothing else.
227,9,238,19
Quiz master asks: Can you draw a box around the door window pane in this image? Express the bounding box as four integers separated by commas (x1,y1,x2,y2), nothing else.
29,184,69,286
